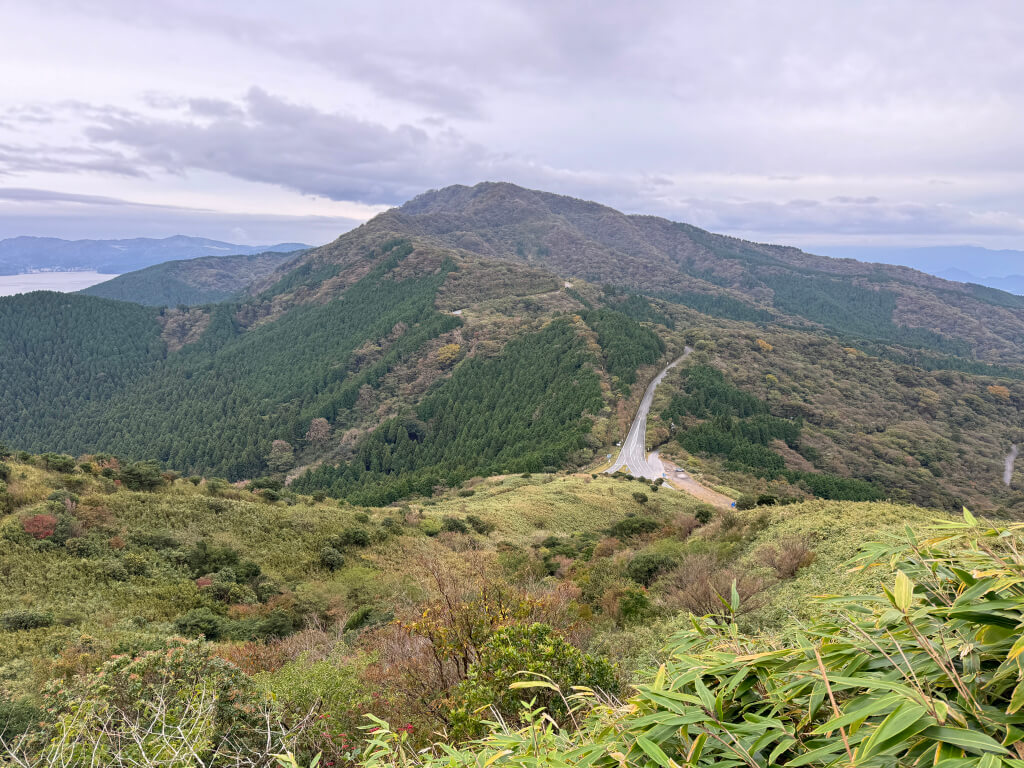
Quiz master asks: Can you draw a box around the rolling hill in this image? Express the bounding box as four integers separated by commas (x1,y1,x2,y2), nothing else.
81,249,304,306
0,234,310,275
1,183,1023,513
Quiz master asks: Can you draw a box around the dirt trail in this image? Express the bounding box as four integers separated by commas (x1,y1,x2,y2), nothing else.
659,458,735,509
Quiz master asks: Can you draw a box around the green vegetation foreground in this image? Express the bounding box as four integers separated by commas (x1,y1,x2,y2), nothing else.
4,443,1023,766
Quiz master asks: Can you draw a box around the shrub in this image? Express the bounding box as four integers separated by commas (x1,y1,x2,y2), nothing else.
618,587,654,624
28,639,284,765
335,526,371,548
128,531,180,550
188,475,202,485
205,477,230,496
735,494,758,510
755,535,816,578
173,607,227,639
693,503,715,524
102,559,129,582
449,623,618,740
457,489,476,497
0,609,54,632
21,513,58,540
255,653,371,762
420,518,442,536
607,516,659,539
380,516,404,535
466,514,496,535
320,546,346,571
658,553,765,619
353,511,370,524
0,461,10,482
626,552,677,586
250,476,283,491
122,553,149,576
632,491,649,504
40,453,75,473
64,537,103,558
184,540,240,577
0,697,41,745
441,516,469,534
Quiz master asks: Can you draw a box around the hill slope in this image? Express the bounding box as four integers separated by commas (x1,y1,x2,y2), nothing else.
0,235,309,275
362,183,1024,365
1,183,1023,512
81,249,303,306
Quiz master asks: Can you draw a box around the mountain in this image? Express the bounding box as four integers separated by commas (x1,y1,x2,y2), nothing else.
362,183,1024,365
0,235,310,275
932,267,1024,296
80,249,304,306
810,244,1024,290
2,182,1024,513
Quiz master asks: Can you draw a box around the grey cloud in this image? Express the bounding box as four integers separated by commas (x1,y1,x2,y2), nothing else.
0,186,356,243
667,197,1024,239
76,88,489,203
0,143,147,177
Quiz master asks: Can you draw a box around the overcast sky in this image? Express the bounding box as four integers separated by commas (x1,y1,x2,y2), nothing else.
1,0,1023,249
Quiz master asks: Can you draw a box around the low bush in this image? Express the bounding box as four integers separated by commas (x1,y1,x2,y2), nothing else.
755,535,816,578
0,609,54,632
448,623,618,740
607,516,659,539
625,552,677,586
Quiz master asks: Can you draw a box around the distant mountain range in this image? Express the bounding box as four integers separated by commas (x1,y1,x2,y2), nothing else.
0,235,311,275
808,245,1024,295
81,250,305,306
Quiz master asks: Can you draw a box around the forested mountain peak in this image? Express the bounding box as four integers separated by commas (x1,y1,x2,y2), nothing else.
254,181,1024,367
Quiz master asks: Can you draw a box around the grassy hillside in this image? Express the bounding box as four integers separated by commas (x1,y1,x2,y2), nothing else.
0,448,950,764
81,250,301,306
643,316,1024,513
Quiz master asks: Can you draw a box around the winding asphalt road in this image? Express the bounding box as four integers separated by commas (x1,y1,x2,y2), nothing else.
606,348,691,480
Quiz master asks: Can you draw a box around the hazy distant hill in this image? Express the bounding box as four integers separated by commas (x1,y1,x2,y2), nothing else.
809,244,1024,294
81,249,304,306
0,234,310,275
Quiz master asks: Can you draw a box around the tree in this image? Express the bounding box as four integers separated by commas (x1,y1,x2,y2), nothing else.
267,439,295,473
435,343,462,369
118,460,164,491
305,417,332,445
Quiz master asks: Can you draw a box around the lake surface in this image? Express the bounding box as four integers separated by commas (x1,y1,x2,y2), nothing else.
0,271,119,296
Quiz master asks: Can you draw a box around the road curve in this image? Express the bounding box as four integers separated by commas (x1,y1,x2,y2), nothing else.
606,348,691,480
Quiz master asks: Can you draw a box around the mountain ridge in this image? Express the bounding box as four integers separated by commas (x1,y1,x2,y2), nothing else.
81,249,305,306
0,234,311,275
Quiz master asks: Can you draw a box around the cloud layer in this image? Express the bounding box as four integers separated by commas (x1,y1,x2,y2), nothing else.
1,0,1023,246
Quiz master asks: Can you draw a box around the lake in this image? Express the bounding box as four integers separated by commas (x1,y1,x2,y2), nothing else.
0,271,119,296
